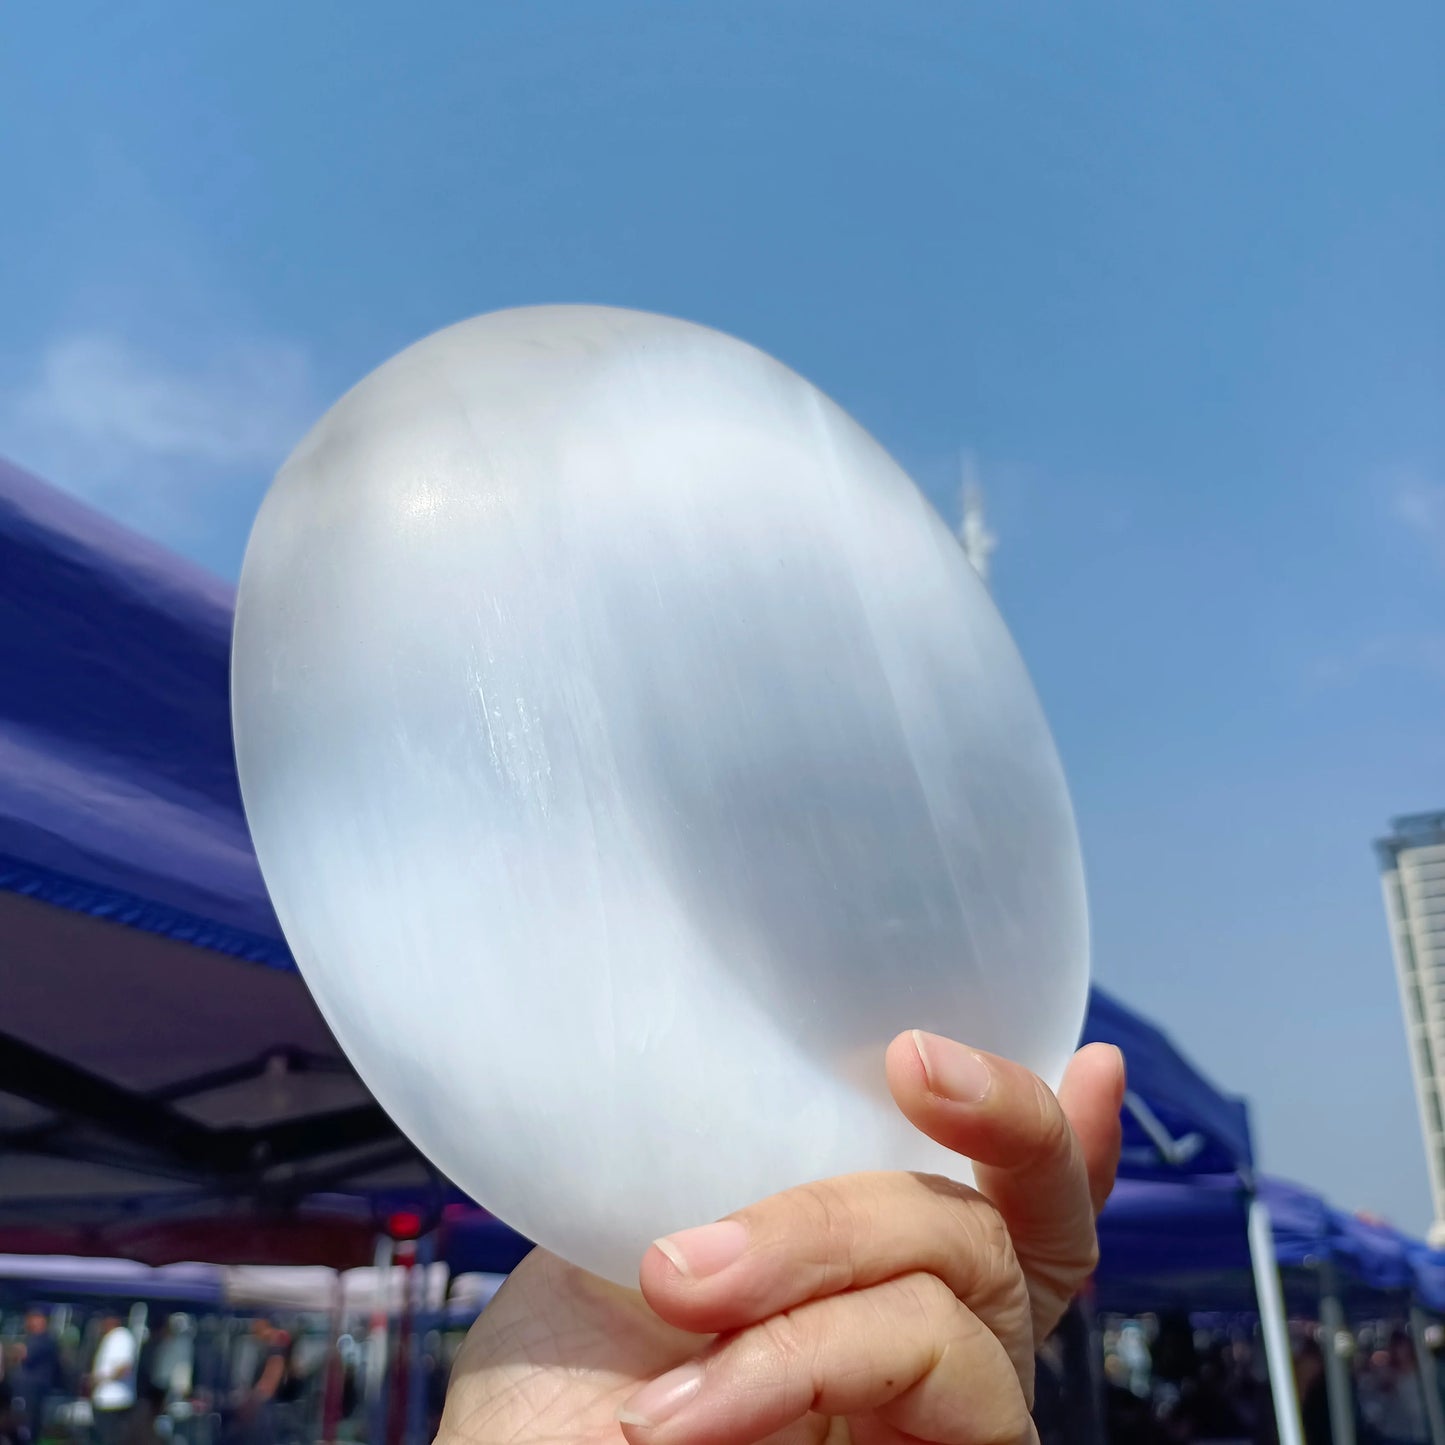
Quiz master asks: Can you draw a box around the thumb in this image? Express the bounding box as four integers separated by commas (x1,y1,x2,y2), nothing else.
886,1032,1125,1336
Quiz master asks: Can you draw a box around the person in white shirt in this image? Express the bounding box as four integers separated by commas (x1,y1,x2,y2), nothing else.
89,1317,137,1445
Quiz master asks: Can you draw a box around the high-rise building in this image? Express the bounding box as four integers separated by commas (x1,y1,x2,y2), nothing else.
1377,811,1445,1247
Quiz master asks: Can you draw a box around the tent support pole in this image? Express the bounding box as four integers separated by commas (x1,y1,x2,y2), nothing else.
388,1237,417,1445
1248,1196,1305,1445
320,1273,345,1445
1057,1291,1106,1445
1318,1261,1357,1445
367,1234,393,1445
1411,1306,1445,1445
405,1234,433,1445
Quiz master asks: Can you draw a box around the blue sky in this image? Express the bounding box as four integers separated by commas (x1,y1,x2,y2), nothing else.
3,1,1442,1229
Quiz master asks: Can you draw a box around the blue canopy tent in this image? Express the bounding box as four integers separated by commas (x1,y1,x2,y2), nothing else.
1081,990,1253,1180
0,458,440,1264
1097,1176,1296,1314
18,440,1397,1445
1092,1175,1425,1314
11,452,1385,1445
0,455,1273,1265
1095,1175,1445,1445
1410,1244,1445,1316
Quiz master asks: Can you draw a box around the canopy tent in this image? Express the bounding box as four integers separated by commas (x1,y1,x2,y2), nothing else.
1096,1176,1331,1314
1411,1244,1445,1316
1081,991,1252,1178
0,1254,224,1307
0,458,438,1260
1097,1174,1442,1313
0,1201,388,1271
1094,1174,1445,1445
1,455,1253,1269
13,451,1408,1445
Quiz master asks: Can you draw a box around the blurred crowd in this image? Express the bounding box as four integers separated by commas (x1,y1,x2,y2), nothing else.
5,1297,1445,1445
1093,1312,1441,1445
0,1305,463,1445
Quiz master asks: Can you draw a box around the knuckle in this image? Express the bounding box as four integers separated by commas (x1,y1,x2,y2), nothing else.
791,1178,865,1281
961,1202,1033,1335
957,1196,1020,1283
894,1268,958,1324
918,1181,1033,1325
976,1197,1016,1261
1029,1077,1074,1162
755,1307,813,1378
1031,1219,1101,1300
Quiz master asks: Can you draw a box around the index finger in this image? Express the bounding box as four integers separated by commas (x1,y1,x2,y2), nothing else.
636,1169,1036,1390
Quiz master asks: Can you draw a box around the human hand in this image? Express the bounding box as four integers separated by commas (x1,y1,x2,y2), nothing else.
438,1034,1124,1445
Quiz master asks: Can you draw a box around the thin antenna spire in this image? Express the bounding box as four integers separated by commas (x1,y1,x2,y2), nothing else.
957,452,996,586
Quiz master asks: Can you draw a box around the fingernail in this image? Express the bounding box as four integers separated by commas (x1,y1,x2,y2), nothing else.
617,1361,705,1429
652,1219,748,1278
1108,1045,1127,1100
913,1029,993,1103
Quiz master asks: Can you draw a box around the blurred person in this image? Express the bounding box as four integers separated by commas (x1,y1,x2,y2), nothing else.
268,1336,309,1445
338,1356,358,1429
1226,1338,1276,1445
56,1320,83,1402
12,1309,59,1439
225,1324,287,1445
1361,1330,1429,1445
1031,1334,1067,1445
1298,1336,1371,1445
142,1318,191,1408
1296,1340,1334,1445
1119,1319,1155,1397
89,1316,138,1445
120,1386,167,1445
0,1382,20,1445
1153,1312,1199,1391
1172,1344,1250,1442
1106,1353,1163,1445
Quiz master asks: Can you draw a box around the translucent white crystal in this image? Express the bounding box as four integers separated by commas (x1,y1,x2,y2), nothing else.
232,305,1089,1285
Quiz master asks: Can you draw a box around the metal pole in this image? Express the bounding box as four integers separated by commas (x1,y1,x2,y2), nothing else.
1318,1260,1358,1445
387,1238,416,1445
367,1235,393,1445
1056,1291,1107,1445
320,1274,346,1445
1249,1197,1306,1445
405,1235,434,1445
1411,1306,1445,1445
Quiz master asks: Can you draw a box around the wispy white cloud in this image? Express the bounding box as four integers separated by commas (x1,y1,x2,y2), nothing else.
1392,473,1445,566
0,331,320,545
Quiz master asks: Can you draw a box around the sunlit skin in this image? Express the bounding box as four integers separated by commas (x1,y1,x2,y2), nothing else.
438,1031,1124,1445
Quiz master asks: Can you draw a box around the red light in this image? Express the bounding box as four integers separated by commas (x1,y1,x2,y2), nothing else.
387,1211,423,1241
